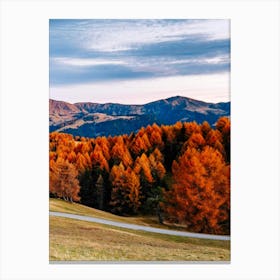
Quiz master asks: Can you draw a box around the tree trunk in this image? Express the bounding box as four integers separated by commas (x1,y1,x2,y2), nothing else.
156,205,163,224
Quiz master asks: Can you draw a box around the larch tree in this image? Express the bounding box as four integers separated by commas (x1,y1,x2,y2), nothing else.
164,146,230,234
50,157,80,202
180,132,206,154
139,153,153,183
216,117,230,163
111,136,133,167
67,150,77,164
49,159,58,195
110,163,141,214
90,143,109,172
133,153,154,212
145,124,163,148
96,137,111,161
201,121,211,139
148,151,166,181
205,130,225,159
75,153,88,173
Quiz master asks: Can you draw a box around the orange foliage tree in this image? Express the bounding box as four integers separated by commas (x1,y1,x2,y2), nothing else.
110,163,141,214
216,117,230,163
164,146,230,234
50,157,80,202
111,136,133,167
90,143,109,172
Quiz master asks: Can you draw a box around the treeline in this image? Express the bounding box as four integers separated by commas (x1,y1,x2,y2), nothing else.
49,117,230,234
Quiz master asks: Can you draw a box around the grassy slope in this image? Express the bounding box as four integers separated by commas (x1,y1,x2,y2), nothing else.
49,199,230,261
50,198,198,231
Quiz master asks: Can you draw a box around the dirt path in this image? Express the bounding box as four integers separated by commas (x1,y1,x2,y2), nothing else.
49,211,230,241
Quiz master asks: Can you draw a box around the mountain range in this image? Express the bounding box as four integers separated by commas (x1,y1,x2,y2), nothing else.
49,96,230,138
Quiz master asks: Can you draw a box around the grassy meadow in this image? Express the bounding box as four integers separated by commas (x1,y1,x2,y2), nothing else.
49,199,230,261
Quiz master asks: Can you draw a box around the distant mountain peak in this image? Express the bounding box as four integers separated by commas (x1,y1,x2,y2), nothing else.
166,95,188,100
50,96,230,138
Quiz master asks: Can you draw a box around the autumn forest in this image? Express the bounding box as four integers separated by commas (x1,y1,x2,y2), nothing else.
49,117,230,235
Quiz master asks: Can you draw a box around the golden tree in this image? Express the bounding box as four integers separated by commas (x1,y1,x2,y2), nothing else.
110,163,141,214
90,143,109,171
164,146,230,234
111,136,133,167
216,117,230,163
50,157,80,202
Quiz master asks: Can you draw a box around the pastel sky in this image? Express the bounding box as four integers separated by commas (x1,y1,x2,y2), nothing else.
49,19,230,104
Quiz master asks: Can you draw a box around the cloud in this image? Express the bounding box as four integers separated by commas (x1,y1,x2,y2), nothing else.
50,19,230,54
168,55,229,65
49,19,230,102
50,51,230,86
52,57,127,67
82,19,230,53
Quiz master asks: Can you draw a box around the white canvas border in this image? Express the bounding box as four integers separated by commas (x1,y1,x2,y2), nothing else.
0,0,279,279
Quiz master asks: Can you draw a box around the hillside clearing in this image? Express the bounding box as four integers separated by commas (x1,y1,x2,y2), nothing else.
50,216,230,261
49,199,230,261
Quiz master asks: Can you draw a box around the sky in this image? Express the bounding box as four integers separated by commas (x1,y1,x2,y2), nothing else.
49,19,230,104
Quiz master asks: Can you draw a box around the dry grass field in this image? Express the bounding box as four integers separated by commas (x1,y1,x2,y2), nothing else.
50,198,175,229
49,199,230,261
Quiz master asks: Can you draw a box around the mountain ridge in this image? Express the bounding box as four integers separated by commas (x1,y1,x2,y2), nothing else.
49,96,230,138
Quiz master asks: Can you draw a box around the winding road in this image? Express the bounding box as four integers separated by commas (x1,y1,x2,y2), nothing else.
50,211,230,241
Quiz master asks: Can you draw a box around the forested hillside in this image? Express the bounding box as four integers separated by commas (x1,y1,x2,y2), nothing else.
49,117,230,235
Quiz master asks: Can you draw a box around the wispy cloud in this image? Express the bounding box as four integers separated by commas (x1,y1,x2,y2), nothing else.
168,55,229,65
72,20,229,53
49,19,230,103
52,57,127,67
